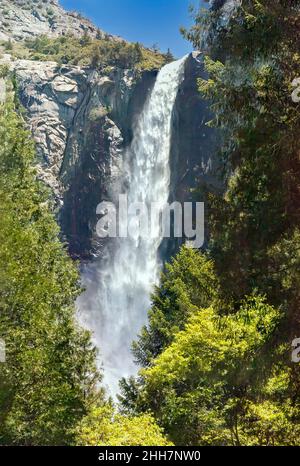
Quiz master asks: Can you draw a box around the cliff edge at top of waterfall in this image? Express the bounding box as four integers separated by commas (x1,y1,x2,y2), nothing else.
0,1,169,71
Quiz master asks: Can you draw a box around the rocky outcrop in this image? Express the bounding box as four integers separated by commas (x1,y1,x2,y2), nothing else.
170,52,221,204
203,0,241,51
158,52,222,259
10,58,87,196
0,53,156,257
1,50,220,258
0,1,226,259
0,0,116,42
58,67,157,258
210,0,241,15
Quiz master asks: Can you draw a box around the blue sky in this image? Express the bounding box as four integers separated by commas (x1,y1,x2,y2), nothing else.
60,0,206,57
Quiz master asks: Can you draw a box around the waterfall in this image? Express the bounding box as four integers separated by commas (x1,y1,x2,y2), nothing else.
78,56,187,396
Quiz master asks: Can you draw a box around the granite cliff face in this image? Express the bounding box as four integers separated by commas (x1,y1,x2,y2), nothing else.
170,52,221,205
0,0,231,258
59,67,157,257
0,0,114,42
1,53,157,257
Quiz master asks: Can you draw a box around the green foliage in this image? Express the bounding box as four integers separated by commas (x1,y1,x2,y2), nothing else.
76,404,173,446
131,247,219,367
139,296,290,445
0,64,9,78
120,1,300,446
88,106,110,122
0,101,101,445
7,34,168,70
5,39,13,51
196,1,300,308
2,0,300,448
164,48,175,64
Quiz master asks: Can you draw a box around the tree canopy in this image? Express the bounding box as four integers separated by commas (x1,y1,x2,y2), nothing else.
120,0,300,446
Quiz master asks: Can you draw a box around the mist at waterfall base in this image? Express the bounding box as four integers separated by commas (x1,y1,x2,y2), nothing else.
77,56,187,397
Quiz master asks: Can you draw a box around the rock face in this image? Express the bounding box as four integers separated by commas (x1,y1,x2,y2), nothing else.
170,52,221,204
171,53,221,192
211,0,240,13
58,67,157,258
9,52,219,259
1,53,156,257
0,0,115,42
157,52,222,259
0,1,225,259
11,58,87,196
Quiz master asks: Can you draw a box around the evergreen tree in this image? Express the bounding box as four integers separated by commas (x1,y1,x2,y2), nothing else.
80,30,91,47
131,247,219,367
164,48,174,63
90,44,101,68
121,1,300,446
0,98,101,445
139,296,297,445
96,29,102,40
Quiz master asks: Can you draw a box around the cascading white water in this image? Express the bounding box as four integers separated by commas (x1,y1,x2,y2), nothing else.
78,56,187,396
